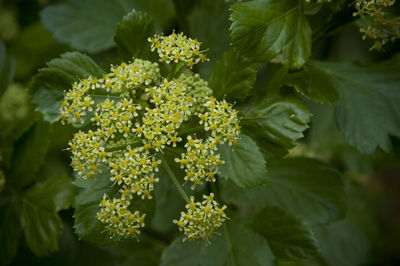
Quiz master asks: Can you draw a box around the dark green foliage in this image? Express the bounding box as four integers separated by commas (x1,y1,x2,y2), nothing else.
240,97,312,159
230,0,311,67
114,10,156,61
221,158,346,225
210,48,258,101
161,220,276,266
219,134,267,188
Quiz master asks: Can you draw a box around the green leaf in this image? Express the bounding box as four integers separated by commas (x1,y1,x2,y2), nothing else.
40,0,174,54
188,0,231,77
313,182,379,266
0,41,15,97
282,12,312,69
31,52,105,123
114,10,155,61
210,48,258,101
0,199,21,265
124,0,175,31
40,0,130,53
230,0,311,67
221,158,346,225
19,175,74,256
74,167,156,244
9,121,51,188
286,62,338,103
251,206,319,261
160,220,275,266
219,134,267,188
241,97,311,159
316,55,400,154
315,221,370,266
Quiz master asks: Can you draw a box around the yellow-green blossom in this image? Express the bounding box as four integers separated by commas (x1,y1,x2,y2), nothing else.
148,31,208,68
173,193,227,241
61,32,239,241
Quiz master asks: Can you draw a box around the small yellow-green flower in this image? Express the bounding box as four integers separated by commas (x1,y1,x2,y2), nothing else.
173,193,228,241
148,31,208,68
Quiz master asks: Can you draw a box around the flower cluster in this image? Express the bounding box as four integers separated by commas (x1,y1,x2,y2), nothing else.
61,32,240,241
149,31,208,68
60,59,160,125
173,194,227,241
96,194,146,238
102,59,160,95
354,0,400,50
176,136,224,189
175,97,240,190
199,97,241,146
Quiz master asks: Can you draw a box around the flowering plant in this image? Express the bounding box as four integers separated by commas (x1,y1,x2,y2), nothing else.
0,0,399,265
59,33,239,241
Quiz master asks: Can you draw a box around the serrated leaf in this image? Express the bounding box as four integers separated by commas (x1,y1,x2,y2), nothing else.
0,199,21,265
251,206,319,261
40,0,174,54
31,52,105,123
221,158,346,225
160,220,275,266
219,134,267,188
240,97,311,159
188,0,231,77
74,167,156,244
9,121,51,188
19,175,74,256
0,41,15,97
316,55,400,154
282,12,312,69
230,0,311,67
210,48,258,101
286,62,338,103
114,10,155,61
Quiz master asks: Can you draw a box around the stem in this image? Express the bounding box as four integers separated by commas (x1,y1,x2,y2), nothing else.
159,154,190,203
168,62,185,79
177,125,204,136
105,140,142,152
165,147,181,156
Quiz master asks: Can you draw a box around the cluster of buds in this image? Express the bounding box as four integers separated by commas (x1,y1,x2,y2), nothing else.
173,194,228,241
353,0,400,50
61,32,240,241
148,31,208,68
